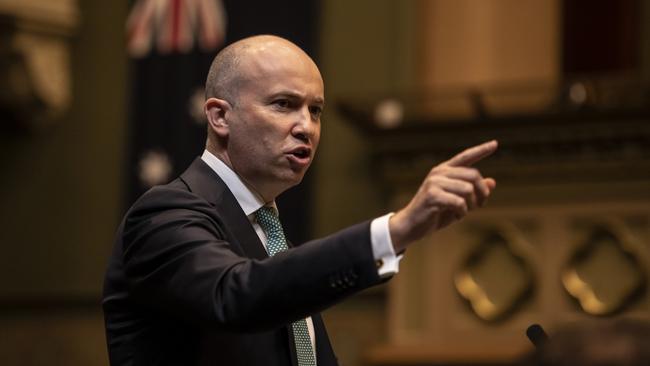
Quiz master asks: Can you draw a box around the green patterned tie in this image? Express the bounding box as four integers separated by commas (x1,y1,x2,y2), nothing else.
255,206,317,366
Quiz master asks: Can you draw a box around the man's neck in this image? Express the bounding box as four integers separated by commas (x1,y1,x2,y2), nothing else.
205,146,288,203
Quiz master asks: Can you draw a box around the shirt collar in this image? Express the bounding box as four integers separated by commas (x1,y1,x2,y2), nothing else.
201,150,275,216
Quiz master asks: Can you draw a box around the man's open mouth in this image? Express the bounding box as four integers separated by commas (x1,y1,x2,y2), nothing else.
288,147,311,159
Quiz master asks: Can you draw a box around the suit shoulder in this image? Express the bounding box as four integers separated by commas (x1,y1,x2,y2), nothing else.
127,179,215,221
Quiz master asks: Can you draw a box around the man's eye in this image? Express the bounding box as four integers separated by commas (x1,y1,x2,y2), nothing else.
309,106,322,117
273,99,290,109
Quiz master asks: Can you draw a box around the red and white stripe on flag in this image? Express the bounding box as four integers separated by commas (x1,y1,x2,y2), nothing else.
127,0,226,58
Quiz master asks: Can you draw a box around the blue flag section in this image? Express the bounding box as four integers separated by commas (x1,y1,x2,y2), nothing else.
125,0,320,244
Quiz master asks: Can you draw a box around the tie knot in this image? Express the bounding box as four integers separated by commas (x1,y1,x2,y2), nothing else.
255,206,282,233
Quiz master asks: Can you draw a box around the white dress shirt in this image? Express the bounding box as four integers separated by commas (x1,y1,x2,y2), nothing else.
200,150,400,355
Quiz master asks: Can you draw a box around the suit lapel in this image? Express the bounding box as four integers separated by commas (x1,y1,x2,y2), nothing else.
313,314,338,365
179,157,269,260
286,326,300,366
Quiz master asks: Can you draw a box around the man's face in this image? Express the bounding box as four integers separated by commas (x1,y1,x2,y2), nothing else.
224,43,324,200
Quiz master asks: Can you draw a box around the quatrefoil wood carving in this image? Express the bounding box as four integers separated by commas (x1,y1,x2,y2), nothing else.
562,227,647,316
455,230,534,322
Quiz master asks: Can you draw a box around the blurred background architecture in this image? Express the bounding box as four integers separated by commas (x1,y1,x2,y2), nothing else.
1,0,649,365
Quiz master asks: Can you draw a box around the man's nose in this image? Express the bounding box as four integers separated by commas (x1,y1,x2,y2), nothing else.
292,107,315,143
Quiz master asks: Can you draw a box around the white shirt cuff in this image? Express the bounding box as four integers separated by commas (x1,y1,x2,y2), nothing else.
370,213,402,278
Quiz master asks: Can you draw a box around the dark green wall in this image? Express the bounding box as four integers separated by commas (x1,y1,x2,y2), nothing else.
316,2,419,366
0,1,127,298
1,1,127,364
315,0,418,237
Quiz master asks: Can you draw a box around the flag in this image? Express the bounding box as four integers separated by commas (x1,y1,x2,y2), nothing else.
127,0,227,58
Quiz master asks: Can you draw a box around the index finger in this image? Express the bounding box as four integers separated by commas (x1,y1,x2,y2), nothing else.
445,140,498,167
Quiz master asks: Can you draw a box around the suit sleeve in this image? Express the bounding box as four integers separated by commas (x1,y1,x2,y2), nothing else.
120,187,382,332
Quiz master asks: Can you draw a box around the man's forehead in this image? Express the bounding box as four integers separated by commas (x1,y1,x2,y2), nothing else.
216,36,324,102
237,45,322,87
239,42,317,73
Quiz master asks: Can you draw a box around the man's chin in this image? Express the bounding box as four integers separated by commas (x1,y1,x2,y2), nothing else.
286,173,305,187
261,171,304,195
281,170,307,188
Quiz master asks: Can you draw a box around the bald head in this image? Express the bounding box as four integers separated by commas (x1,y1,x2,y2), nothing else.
202,35,324,200
205,35,318,105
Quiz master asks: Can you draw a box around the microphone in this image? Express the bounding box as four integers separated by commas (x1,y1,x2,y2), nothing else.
526,323,549,348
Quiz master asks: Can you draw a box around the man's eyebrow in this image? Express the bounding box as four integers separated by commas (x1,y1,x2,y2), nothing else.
269,91,325,105
268,91,301,100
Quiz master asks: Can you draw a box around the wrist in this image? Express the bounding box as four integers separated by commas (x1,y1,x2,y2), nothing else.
389,212,408,253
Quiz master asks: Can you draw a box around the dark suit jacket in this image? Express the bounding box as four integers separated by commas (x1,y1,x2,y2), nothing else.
103,158,383,366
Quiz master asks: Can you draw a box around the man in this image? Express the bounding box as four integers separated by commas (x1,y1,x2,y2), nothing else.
103,35,497,366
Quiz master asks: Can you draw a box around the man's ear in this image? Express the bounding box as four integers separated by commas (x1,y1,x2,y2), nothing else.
205,97,232,138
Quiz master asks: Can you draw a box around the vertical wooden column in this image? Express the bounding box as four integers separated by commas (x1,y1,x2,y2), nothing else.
418,0,560,89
